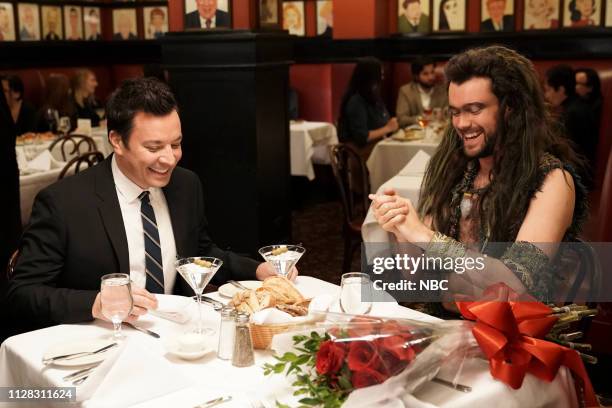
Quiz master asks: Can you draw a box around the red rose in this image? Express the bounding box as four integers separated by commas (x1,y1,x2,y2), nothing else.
377,348,409,376
347,341,381,371
379,320,414,340
351,367,389,388
377,335,416,362
347,316,383,338
316,340,346,376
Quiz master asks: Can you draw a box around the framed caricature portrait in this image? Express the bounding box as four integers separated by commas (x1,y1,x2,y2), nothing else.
523,0,560,29
84,7,102,40
316,0,333,36
41,6,63,41
607,0,612,26
0,3,16,41
283,1,305,36
433,0,466,31
259,0,280,28
18,3,40,41
64,6,83,40
112,9,137,40
562,0,601,27
184,0,231,29
144,6,168,39
481,0,514,31
398,0,430,34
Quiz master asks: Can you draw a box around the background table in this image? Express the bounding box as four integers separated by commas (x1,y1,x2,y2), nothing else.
0,276,578,408
290,121,338,180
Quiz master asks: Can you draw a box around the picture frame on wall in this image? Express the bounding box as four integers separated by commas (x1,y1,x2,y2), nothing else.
480,0,515,31
18,3,40,41
433,0,466,31
41,5,63,40
397,0,430,34
0,2,17,41
259,0,281,28
562,0,601,27
316,0,333,37
184,0,231,29
144,6,168,39
523,0,560,29
283,1,305,36
112,8,138,40
83,7,102,40
64,6,83,40
607,0,612,26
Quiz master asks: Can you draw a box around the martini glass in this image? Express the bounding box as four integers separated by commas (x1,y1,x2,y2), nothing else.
258,245,305,277
175,256,223,335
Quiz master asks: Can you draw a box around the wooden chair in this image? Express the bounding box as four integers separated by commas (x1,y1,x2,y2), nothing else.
58,151,104,180
329,144,371,273
49,134,97,162
558,238,603,303
6,249,19,280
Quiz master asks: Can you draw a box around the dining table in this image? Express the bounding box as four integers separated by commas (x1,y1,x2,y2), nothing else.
289,121,338,180
0,276,578,408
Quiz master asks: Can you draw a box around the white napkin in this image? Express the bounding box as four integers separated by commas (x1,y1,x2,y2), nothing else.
79,339,193,408
398,150,431,176
76,119,92,136
149,295,191,324
27,150,53,171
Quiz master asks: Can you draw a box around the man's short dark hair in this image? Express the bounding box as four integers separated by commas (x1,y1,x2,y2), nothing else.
106,77,177,145
4,75,25,101
411,56,435,77
546,64,576,97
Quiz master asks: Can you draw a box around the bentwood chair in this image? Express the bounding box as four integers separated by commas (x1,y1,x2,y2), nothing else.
329,144,371,273
58,151,104,180
6,249,19,280
49,134,97,162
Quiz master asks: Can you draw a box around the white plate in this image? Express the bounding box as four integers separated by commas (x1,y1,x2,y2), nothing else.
217,281,262,298
43,339,116,367
162,334,214,360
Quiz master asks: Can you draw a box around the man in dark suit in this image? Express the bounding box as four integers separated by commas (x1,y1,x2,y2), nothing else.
480,0,514,31
184,0,230,29
6,78,286,335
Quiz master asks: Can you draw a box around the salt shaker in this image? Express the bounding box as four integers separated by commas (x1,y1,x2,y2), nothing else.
217,305,235,360
231,312,254,367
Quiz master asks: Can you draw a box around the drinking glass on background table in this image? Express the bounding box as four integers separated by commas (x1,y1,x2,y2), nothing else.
57,116,71,137
258,244,305,277
43,108,59,133
339,272,373,315
176,256,223,335
100,273,133,341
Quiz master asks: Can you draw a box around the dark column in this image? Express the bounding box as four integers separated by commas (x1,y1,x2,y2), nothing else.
161,30,292,256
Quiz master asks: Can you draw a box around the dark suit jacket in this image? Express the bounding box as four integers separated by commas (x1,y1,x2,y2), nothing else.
184,9,230,28
6,157,259,333
480,15,514,32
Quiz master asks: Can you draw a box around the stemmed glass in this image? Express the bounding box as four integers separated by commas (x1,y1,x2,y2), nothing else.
176,256,223,335
100,273,134,341
339,272,373,315
43,108,59,133
57,116,71,137
258,245,305,277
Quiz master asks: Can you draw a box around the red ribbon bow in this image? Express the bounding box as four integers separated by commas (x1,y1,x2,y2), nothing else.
457,283,599,407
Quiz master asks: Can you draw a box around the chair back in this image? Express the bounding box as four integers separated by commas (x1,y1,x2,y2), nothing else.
49,134,97,162
6,249,19,280
598,147,612,241
557,239,602,303
329,144,371,228
58,151,104,180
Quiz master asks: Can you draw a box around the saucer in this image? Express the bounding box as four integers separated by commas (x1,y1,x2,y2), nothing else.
162,335,213,360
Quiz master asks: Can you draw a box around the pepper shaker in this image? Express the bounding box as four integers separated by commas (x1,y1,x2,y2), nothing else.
217,305,235,360
232,312,254,367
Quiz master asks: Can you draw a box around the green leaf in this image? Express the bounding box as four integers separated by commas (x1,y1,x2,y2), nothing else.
299,397,322,405
338,375,352,390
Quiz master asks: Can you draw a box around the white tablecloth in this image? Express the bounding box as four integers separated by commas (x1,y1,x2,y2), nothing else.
367,135,439,193
0,276,578,408
290,121,338,180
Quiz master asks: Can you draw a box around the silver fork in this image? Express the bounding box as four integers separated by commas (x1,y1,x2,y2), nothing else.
228,280,249,290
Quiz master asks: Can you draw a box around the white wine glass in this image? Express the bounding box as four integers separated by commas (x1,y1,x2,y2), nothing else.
100,273,133,341
176,256,223,335
339,272,373,315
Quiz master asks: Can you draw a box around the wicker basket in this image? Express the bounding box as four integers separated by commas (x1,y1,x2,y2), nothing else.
250,321,305,350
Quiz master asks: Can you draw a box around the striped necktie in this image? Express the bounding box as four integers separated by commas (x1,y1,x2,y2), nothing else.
139,191,164,293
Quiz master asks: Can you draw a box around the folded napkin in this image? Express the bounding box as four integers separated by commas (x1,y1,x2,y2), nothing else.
149,295,191,324
398,150,431,176
79,339,193,408
27,150,53,172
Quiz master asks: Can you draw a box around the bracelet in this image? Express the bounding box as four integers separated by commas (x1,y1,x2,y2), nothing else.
424,232,467,261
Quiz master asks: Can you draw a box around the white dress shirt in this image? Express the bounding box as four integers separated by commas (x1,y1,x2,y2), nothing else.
418,84,433,111
199,15,216,28
111,155,177,294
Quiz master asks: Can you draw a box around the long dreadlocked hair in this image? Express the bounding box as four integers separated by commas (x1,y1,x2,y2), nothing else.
418,45,584,242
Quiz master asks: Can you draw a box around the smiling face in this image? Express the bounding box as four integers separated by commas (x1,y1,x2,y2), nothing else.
197,0,218,19
110,111,183,189
575,0,594,17
448,77,500,159
487,0,506,22
417,63,437,89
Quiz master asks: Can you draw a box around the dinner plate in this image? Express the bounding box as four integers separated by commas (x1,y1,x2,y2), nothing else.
162,334,214,360
392,129,425,142
218,280,262,298
43,339,116,367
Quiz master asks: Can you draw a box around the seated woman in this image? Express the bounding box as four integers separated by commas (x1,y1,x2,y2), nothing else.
338,57,398,153
71,69,100,127
1,74,37,135
36,73,75,132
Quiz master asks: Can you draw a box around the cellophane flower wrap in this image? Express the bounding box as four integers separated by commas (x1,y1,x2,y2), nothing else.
265,311,479,407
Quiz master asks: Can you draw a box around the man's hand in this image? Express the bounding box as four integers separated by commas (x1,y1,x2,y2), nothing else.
92,286,159,323
256,262,298,281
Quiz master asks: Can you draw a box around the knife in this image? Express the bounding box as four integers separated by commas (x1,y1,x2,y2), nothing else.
199,295,224,311
124,322,161,338
228,280,249,290
43,342,117,364
194,395,232,408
